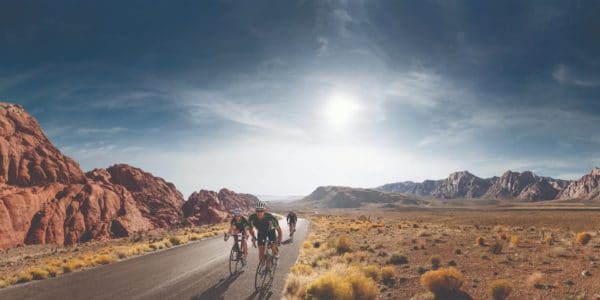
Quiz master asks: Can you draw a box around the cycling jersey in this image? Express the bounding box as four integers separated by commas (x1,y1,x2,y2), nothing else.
248,212,279,233
231,216,250,232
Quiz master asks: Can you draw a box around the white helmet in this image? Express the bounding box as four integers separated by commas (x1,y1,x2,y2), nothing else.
255,200,267,210
232,208,242,216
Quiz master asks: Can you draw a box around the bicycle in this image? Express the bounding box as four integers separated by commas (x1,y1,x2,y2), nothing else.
224,233,246,275
254,239,278,291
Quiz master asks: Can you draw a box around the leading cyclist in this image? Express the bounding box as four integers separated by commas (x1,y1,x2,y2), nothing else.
248,201,282,266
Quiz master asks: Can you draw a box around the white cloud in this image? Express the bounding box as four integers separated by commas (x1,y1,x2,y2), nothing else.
553,64,600,87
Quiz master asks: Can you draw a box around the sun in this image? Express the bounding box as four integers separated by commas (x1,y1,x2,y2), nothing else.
324,92,360,128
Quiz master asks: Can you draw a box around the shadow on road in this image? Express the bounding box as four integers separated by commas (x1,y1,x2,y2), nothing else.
190,272,243,300
245,289,273,300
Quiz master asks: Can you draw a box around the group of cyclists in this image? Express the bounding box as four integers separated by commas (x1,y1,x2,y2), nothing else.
225,200,297,267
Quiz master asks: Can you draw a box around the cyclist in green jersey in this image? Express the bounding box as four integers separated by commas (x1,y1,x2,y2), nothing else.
248,201,282,265
225,208,250,264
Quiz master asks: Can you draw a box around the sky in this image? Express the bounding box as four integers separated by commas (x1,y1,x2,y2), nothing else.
1,1,600,196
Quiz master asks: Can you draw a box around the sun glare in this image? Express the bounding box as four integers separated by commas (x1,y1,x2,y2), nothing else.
324,92,360,128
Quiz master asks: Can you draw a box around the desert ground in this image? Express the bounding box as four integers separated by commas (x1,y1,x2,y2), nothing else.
283,208,600,300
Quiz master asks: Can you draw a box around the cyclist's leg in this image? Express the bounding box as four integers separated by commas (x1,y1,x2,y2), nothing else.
241,234,248,257
268,230,278,256
257,231,267,261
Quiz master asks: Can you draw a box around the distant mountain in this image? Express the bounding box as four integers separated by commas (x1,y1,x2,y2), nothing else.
300,186,427,208
558,168,600,200
377,169,585,201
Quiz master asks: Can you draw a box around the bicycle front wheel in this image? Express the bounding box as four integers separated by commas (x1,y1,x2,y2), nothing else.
229,245,240,275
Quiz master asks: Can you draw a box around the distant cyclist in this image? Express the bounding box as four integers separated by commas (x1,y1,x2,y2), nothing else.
286,211,297,236
248,201,282,266
225,208,250,265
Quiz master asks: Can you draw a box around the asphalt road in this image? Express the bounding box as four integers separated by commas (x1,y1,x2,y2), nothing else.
0,218,309,300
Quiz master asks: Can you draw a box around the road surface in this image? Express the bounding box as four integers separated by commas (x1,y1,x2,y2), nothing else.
0,218,309,300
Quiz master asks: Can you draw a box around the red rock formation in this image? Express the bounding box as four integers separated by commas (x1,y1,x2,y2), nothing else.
0,103,183,248
183,188,258,225
558,168,600,200
104,164,184,228
0,103,85,186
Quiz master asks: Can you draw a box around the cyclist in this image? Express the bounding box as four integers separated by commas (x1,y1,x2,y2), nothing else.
225,208,250,266
286,211,297,236
248,201,282,266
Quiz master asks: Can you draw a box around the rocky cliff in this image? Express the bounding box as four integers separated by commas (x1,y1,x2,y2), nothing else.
558,168,600,200
0,102,254,249
182,188,258,225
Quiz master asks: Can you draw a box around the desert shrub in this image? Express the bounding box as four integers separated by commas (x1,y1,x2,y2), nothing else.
329,237,353,254
380,266,395,286
526,271,543,288
169,235,187,246
28,268,49,280
490,242,503,254
15,271,33,283
509,235,520,247
285,274,308,299
488,279,512,300
387,253,408,265
362,264,379,280
189,234,201,241
455,249,462,255
291,263,313,276
94,254,116,265
430,255,441,269
62,258,86,273
347,271,378,300
576,232,592,246
0,278,7,288
417,266,429,274
420,267,464,297
43,265,60,277
476,236,485,246
307,273,353,300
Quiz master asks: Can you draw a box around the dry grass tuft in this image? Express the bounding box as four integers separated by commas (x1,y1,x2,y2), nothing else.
430,255,441,269
380,266,396,286
488,279,512,300
526,271,543,288
29,267,50,280
420,267,464,297
329,236,353,254
307,272,353,300
291,263,313,276
576,232,592,246
94,254,116,265
476,236,485,246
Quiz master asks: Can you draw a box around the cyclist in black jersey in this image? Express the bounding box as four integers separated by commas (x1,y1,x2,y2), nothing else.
225,208,250,264
286,211,297,235
248,201,282,264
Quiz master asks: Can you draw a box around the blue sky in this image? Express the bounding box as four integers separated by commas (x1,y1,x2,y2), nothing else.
1,1,600,196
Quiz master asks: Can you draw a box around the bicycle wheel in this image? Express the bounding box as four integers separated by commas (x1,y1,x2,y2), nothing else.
229,244,240,275
255,255,268,290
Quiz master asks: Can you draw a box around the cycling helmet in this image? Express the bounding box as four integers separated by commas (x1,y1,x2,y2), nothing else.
255,200,267,210
232,208,242,216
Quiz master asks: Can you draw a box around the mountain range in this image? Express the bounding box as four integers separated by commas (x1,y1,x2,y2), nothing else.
0,103,256,249
377,169,599,201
